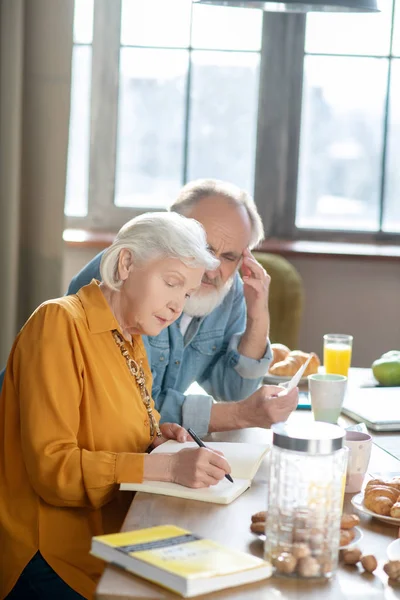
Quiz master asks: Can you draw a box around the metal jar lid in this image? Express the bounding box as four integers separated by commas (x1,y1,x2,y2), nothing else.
271,421,346,455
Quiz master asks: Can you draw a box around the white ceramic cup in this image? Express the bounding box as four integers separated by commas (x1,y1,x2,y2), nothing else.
308,373,348,424
344,431,372,493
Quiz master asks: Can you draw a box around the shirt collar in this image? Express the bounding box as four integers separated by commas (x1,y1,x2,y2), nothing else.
77,279,119,334
76,280,147,361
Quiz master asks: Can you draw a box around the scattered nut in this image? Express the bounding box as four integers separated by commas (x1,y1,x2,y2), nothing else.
297,556,320,577
309,531,324,550
320,559,334,575
383,560,400,581
340,529,355,547
291,542,311,559
293,528,309,543
274,552,297,574
250,521,265,534
342,547,362,565
361,555,378,573
251,511,267,523
340,514,360,530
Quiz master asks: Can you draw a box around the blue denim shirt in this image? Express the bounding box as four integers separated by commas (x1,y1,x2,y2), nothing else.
64,252,272,435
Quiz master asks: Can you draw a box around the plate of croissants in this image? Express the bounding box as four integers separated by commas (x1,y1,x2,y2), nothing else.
264,343,321,385
351,477,400,525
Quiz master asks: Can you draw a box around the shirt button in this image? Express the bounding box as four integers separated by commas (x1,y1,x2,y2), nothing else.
212,346,217,351
175,360,180,365
144,419,149,426
159,356,164,361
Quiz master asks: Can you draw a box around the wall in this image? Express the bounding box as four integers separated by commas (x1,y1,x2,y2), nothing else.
63,247,400,368
290,256,400,367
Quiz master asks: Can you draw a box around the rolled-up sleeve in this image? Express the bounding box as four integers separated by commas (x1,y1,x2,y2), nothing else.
182,393,213,438
228,334,272,379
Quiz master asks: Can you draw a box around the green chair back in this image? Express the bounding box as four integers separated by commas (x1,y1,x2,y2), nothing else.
253,252,304,349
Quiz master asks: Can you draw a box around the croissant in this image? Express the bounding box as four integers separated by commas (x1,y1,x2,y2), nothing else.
391,501,400,518
269,355,305,377
290,351,321,377
269,351,320,378
289,350,309,361
364,496,393,516
365,478,400,493
363,478,400,516
270,343,290,367
364,485,399,504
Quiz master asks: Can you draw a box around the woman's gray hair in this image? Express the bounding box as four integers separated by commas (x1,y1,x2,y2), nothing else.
100,212,219,291
170,179,264,249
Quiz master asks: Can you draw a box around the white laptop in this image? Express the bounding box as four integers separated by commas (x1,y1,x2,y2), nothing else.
342,386,400,432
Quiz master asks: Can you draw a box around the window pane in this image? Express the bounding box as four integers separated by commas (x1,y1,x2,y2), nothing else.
120,0,191,48
191,4,262,50
383,59,400,232
393,0,400,56
297,56,388,231
115,49,188,209
65,46,92,217
305,1,393,56
188,51,259,193
73,0,94,44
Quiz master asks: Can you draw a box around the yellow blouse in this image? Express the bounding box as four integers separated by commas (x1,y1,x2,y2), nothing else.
0,281,160,599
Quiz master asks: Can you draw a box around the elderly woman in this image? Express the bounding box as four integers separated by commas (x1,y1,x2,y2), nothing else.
0,212,230,600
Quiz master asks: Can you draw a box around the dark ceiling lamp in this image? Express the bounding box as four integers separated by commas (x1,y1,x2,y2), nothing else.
193,0,379,12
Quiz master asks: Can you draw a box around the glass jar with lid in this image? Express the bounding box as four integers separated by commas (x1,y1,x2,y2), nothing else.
264,421,348,579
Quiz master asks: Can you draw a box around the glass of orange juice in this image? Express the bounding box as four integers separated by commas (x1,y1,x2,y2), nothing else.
323,334,353,376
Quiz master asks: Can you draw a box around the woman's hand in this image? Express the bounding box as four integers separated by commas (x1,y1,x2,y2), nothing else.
151,422,189,449
170,447,230,488
143,446,231,489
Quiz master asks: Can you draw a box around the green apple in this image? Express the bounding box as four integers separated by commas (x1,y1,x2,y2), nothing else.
372,351,400,386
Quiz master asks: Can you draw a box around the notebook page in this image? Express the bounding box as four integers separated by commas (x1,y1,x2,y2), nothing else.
150,441,269,480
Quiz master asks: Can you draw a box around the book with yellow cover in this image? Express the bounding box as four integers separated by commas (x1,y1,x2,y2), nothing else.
120,441,269,504
91,525,272,597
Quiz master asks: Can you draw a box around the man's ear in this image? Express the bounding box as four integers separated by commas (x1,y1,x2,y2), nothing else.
117,248,134,282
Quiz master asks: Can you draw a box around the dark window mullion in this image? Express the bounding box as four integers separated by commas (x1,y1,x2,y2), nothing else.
254,12,306,238
88,0,121,226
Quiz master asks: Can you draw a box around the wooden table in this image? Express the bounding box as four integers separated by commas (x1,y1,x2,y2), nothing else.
96,370,400,600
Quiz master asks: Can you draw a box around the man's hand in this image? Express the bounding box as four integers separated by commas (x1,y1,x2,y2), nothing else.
208,385,298,432
240,249,271,323
236,385,298,429
151,422,189,449
238,249,271,359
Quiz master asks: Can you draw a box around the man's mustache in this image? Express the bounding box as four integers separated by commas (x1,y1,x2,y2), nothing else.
201,274,222,287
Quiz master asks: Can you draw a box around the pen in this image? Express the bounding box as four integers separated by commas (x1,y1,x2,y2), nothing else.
187,428,234,483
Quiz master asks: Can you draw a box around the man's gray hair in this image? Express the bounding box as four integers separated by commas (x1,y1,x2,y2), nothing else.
170,179,264,249
100,212,219,292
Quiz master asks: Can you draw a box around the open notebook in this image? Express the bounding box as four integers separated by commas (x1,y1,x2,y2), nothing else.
120,441,270,505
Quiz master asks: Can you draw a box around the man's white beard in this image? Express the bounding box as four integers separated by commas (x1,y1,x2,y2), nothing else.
183,275,235,317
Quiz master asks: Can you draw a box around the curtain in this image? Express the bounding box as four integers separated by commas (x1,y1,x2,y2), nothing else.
0,0,73,366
